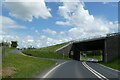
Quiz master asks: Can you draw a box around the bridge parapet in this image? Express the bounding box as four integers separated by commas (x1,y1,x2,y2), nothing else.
55,33,119,62
55,42,73,56
106,32,120,37
73,35,106,43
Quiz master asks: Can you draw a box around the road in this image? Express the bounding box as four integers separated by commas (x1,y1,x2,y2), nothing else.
38,60,119,80
10,49,67,64
10,49,120,79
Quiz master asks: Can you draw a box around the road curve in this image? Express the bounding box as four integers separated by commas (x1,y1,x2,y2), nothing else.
9,50,119,79
39,60,119,79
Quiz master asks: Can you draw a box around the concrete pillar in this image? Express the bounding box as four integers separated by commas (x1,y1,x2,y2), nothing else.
73,46,80,61
102,49,107,63
104,40,107,63
104,35,119,62
69,51,73,58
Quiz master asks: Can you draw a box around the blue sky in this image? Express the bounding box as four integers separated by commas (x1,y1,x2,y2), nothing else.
1,1,118,48
84,2,118,21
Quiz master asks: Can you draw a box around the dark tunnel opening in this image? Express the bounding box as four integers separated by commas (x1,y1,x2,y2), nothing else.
70,39,105,62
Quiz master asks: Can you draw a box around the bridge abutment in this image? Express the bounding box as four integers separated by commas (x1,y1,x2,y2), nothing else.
56,33,119,63
73,46,80,61
104,35,119,62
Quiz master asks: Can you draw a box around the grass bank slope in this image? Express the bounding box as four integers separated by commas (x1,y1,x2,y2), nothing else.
22,43,70,60
100,58,120,71
2,48,55,78
80,53,120,71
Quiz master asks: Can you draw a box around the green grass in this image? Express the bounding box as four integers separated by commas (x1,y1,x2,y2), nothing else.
80,53,120,71
80,54,120,71
100,58,120,71
2,48,56,78
38,42,68,51
22,43,71,60
2,43,70,78
0,47,2,53
80,55,102,61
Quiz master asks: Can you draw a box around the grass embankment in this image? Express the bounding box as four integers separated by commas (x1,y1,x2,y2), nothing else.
80,55,102,61
22,43,70,60
2,48,56,78
81,54,120,71
100,58,120,71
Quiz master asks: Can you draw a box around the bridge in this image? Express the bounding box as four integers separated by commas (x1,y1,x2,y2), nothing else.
56,33,120,62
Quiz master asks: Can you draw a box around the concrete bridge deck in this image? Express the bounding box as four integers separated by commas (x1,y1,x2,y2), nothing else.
56,33,120,62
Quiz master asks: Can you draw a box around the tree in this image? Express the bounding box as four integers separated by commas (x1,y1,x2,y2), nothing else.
0,42,10,47
11,41,18,48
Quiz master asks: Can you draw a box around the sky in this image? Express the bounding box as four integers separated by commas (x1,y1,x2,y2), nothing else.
1,0,118,48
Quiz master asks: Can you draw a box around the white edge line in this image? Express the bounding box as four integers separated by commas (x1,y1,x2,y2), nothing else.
84,62,107,79
98,63,120,73
82,62,108,80
42,61,68,78
82,62,102,79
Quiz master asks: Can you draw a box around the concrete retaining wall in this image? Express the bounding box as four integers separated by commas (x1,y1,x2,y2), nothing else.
105,35,120,62
56,42,73,56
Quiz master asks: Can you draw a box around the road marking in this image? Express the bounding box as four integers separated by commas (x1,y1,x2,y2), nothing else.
98,63,120,72
42,61,68,78
82,62,101,79
82,62,109,80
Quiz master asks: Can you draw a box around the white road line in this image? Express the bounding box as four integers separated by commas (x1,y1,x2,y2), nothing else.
82,62,109,80
42,61,68,78
85,62,107,79
82,62,102,79
98,63,120,72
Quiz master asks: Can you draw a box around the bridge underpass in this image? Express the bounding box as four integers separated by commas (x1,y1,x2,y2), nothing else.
69,39,105,62
56,33,119,63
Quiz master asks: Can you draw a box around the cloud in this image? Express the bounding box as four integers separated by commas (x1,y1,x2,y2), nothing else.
55,21,71,26
4,0,52,21
102,2,109,4
1,33,68,48
35,30,38,33
42,28,57,35
1,34,20,42
1,16,26,29
36,35,70,47
1,1,118,48
58,0,118,39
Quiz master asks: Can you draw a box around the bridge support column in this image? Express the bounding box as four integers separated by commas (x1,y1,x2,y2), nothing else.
102,49,106,62
73,47,80,61
104,35,119,62
69,51,73,59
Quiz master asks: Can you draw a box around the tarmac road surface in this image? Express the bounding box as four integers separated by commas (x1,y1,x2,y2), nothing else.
39,60,119,80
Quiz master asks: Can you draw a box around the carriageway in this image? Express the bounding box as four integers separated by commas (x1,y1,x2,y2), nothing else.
56,33,120,62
